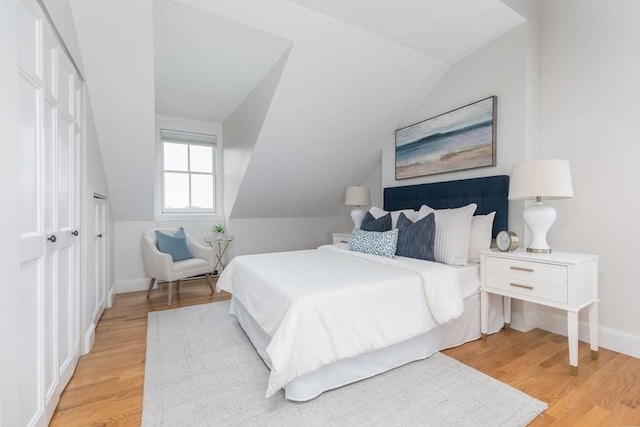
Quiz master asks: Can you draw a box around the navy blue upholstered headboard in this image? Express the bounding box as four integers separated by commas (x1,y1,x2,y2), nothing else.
383,175,509,238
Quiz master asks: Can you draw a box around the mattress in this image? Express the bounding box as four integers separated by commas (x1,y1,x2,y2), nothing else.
226,255,500,401
231,290,504,401
218,245,466,397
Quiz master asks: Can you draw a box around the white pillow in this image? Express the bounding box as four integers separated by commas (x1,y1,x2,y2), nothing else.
369,207,417,229
468,212,496,263
418,203,477,266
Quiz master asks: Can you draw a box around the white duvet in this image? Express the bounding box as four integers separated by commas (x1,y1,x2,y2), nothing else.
216,244,464,398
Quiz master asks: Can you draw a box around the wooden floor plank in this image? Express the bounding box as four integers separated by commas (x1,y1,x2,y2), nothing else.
51,282,640,426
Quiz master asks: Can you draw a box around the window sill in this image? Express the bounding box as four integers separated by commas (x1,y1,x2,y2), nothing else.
155,212,224,222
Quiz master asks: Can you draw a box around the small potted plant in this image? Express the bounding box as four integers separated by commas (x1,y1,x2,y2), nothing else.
212,224,225,240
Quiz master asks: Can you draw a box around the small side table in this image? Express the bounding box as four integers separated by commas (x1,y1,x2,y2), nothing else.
205,235,234,276
332,232,352,245
480,248,599,375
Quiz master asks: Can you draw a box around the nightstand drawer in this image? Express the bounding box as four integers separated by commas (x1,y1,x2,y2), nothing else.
483,274,567,303
332,232,351,245
484,257,567,287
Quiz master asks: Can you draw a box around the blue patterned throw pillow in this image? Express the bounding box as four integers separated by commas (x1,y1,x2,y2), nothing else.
360,212,392,232
396,212,435,261
155,227,193,261
349,228,398,258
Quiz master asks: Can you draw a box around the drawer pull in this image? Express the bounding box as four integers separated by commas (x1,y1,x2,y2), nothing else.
510,282,534,290
510,266,534,273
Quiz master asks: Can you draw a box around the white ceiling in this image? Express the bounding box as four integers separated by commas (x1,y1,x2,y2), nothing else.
153,1,292,122
67,0,525,221
291,0,525,63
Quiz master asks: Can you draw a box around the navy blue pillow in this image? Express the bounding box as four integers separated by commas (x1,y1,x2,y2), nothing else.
396,212,435,261
156,227,193,261
360,212,392,232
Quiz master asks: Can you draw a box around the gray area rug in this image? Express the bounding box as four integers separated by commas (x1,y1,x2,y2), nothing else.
142,301,547,426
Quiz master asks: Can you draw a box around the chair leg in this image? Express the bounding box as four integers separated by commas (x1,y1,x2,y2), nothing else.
176,279,181,290
205,273,216,293
146,278,156,298
168,281,174,306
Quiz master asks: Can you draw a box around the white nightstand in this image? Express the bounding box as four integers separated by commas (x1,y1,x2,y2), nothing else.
480,249,599,375
332,232,352,245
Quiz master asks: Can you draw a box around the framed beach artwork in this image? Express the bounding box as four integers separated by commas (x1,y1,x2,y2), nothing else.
395,96,497,179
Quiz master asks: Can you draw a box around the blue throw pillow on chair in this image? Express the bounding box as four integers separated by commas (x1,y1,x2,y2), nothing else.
155,227,193,261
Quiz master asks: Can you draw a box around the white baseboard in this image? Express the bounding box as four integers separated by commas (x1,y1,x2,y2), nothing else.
107,282,117,307
81,321,96,356
537,310,640,359
116,278,150,293
115,276,208,294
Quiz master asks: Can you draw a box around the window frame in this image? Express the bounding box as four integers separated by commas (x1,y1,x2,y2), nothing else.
155,115,223,221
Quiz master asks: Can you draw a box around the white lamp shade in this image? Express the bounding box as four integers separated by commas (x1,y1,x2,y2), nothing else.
509,159,573,253
509,159,574,200
345,186,371,206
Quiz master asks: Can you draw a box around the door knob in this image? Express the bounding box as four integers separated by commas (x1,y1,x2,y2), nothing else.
47,235,57,243
71,230,79,236
96,233,103,238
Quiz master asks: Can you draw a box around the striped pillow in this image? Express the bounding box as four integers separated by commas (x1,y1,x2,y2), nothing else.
418,203,477,265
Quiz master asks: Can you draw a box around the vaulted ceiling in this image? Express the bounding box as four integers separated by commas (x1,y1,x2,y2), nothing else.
68,0,524,221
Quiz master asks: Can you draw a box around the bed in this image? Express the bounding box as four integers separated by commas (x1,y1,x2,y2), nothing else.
217,175,509,401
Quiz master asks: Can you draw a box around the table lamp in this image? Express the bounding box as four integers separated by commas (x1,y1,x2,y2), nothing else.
345,186,371,228
508,159,574,253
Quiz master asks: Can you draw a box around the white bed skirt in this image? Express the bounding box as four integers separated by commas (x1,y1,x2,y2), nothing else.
229,291,505,401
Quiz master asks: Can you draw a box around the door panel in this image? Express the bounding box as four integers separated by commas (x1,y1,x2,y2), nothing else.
19,77,40,237
20,259,42,426
43,99,56,232
18,1,40,81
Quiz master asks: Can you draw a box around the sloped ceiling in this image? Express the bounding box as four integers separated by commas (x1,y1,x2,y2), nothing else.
71,0,156,221
153,1,292,122
69,0,524,221
291,0,524,63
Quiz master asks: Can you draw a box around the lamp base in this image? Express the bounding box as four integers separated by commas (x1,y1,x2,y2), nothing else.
350,207,366,228
527,247,552,254
523,201,556,253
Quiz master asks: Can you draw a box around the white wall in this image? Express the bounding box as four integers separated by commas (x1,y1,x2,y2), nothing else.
382,24,533,236
388,1,640,358
380,22,538,331
227,217,338,258
535,0,640,357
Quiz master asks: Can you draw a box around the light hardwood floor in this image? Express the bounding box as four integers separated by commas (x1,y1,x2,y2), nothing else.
51,279,640,426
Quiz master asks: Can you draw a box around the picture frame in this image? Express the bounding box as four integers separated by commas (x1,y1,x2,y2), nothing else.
395,96,497,179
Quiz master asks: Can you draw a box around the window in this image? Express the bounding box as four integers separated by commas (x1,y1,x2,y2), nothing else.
160,128,217,214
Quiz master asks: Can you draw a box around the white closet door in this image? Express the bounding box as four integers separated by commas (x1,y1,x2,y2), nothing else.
42,23,59,419
94,196,107,312
56,53,80,394
16,1,81,424
18,3,47,425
